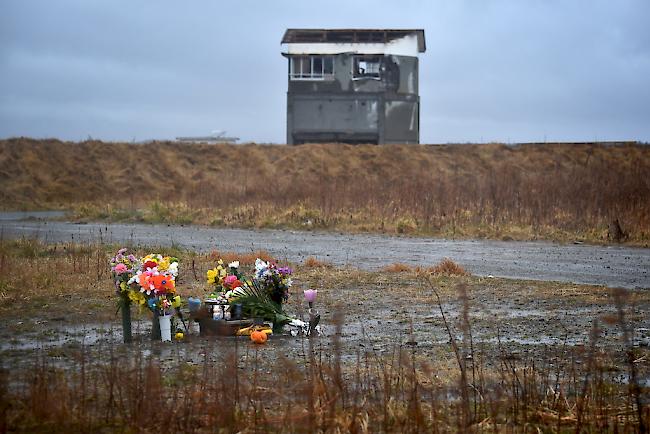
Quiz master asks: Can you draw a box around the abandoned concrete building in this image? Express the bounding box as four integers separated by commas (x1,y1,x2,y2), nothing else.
281,29,426,145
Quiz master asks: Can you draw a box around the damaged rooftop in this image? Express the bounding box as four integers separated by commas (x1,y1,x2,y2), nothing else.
281,29,426,52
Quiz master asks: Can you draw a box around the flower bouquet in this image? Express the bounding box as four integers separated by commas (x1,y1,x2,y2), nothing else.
110,248,140,343
253,259,292,305
109,250,184,341
229,259,294,332
128,253,183,341
205,260,246,319
206,260,244,303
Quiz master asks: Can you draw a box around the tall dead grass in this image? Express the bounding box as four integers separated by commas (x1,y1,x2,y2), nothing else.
2,139,649,242
0,239,112,318
2,303,647,432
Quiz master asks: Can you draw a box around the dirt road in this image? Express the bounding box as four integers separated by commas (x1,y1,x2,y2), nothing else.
1,213,648,289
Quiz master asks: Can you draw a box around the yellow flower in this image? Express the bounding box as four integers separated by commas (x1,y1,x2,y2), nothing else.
207,268,218,284
172,296,182,308
218,266,227,279
128,290,147,305
158,257,170,271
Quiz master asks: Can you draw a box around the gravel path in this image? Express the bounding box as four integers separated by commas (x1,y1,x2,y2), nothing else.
1,214,648,289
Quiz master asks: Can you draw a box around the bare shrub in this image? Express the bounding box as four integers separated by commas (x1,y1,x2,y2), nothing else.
428,258,468,276
303,256,332,268
381,262,413,273
208,249,274,265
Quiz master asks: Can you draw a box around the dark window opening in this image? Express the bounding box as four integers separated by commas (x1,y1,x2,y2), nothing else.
353,56,382,79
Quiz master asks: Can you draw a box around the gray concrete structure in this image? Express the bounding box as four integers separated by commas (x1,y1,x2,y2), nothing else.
282,29,426,145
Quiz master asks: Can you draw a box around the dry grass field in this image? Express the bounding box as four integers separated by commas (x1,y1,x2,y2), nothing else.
1,138,649,243
0,139,650,244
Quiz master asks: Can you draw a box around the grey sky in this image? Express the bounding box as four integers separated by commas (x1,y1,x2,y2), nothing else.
1,0,649,143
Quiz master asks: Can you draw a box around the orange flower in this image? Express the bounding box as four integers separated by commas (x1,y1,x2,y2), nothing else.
151,275,175,293
138,273,150,289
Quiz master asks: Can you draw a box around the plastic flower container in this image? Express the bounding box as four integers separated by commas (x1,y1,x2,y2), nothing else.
159,314,172,342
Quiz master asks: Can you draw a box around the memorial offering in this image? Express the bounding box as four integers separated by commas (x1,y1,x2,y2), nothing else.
111,249,318,342
109,248,140,343
110,249,184,342
196,257,302,336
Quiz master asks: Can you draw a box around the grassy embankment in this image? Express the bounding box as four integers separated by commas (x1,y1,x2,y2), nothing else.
0,239,648,432
1,138,649,244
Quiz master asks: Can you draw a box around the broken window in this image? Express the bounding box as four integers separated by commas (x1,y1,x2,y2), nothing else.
353,56,382,79
290,56,335,80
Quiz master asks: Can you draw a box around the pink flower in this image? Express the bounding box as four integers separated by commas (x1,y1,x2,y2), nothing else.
114,263,128,274
224,275,237,287
303,289,317,303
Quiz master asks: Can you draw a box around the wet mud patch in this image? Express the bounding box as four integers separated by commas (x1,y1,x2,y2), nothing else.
1,272,648,382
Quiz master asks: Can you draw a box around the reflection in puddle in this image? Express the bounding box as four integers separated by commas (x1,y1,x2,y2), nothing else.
1,321,150,351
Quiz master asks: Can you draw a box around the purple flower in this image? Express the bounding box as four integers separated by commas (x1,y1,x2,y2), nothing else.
278,267,292,276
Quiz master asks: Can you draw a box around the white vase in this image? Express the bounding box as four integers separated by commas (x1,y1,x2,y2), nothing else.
159,314,172,342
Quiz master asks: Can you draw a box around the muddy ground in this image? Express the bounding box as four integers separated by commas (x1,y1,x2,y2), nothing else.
2,271,648,388
1,215,649,289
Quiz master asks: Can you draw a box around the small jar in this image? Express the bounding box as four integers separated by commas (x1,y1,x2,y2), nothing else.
230,303,243,320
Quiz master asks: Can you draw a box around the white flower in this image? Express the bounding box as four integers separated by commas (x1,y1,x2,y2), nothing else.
255,258,269,278
228,261,240,269
128,271,141,285
168,262,179,276
255,258,268,271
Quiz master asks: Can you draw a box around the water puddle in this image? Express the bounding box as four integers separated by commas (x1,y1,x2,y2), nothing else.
1,320,150,351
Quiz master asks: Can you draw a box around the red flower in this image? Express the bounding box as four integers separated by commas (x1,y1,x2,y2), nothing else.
224,275,242,289
143,261,158,270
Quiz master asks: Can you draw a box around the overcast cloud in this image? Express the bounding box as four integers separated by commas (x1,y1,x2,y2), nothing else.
1,0,649,143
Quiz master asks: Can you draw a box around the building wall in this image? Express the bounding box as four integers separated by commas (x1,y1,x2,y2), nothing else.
287,54,420,144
